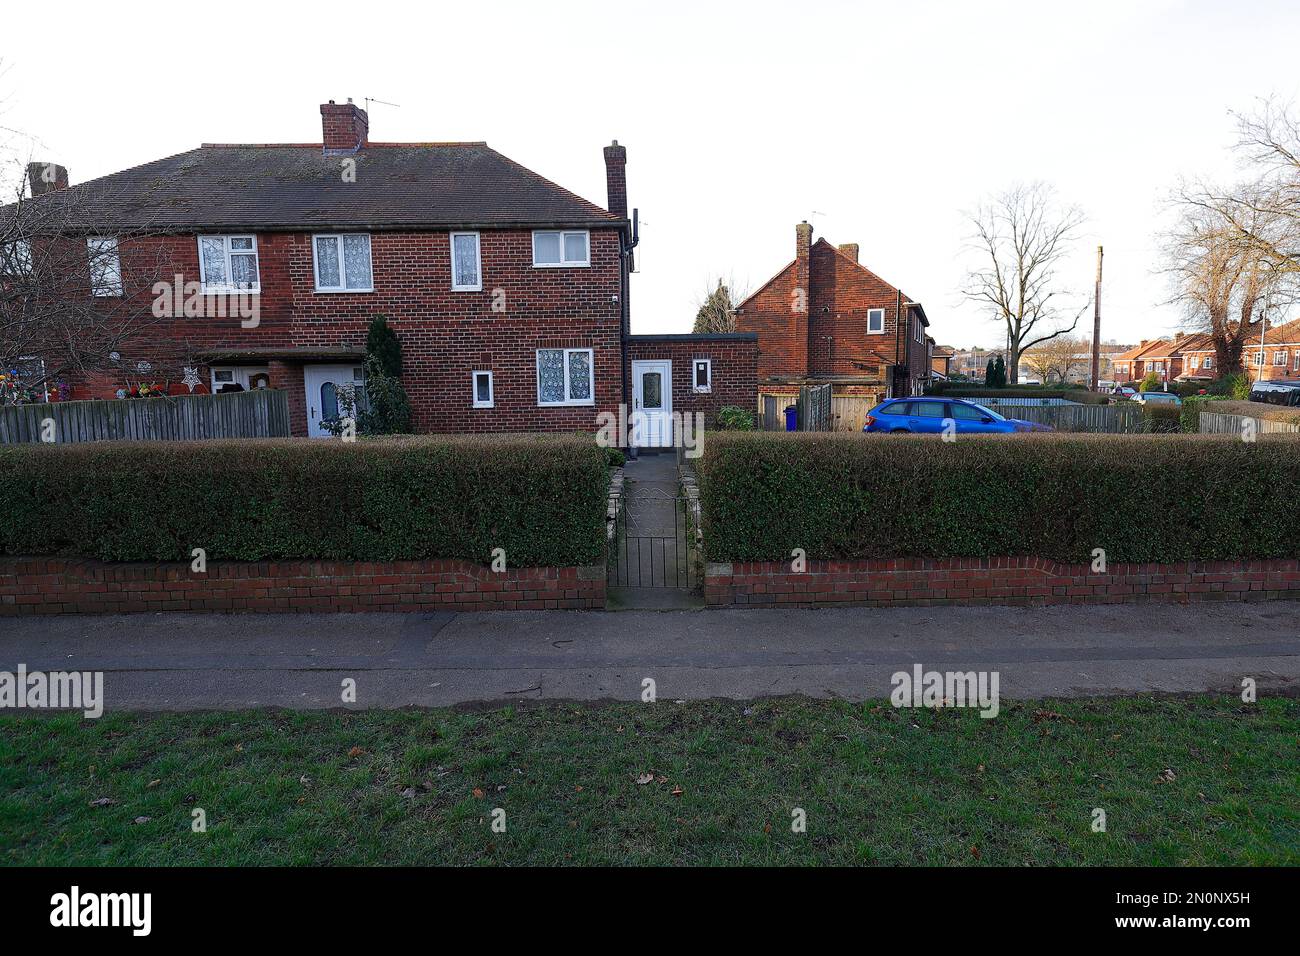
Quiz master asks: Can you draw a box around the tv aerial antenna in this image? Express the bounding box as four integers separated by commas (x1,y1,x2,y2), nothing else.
363,97,401,113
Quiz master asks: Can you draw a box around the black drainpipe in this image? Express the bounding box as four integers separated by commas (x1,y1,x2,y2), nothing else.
621,209,639,454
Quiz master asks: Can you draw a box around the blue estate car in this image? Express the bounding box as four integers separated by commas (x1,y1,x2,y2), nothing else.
862,397,1053,434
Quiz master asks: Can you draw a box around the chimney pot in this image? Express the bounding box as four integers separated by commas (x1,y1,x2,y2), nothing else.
320,100,369,154
603,140,628,220
27,162,69,197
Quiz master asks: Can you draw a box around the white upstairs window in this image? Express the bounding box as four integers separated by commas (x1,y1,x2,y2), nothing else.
87,237,122,296
313,234,373,292
451,232,482,291
532,230,589,267
198,235,260,292
867,308,884,334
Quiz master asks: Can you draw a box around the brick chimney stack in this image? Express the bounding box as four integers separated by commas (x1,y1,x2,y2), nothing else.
603,140,627,220
27,162,69,197
838,242,859,263
320,99,369,154
793,221,813,375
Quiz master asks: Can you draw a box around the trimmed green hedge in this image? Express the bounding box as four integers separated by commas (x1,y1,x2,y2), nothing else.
0,435,609,566
697,432,1300,563
926,383,1111,405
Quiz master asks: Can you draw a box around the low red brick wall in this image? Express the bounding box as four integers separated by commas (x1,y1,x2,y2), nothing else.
705,557,1300,608
0,557,606,615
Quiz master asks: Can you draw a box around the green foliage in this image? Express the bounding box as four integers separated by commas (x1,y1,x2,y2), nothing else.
992,355,1007,387
1208,373,1251,400
715,405,756,431
696,432,1300,563
604,446,626,467
984,358,995,387
365,314,403,377
1180,395,1213,432
0,435,609,566
1141,403,1182,433
692,280,739,334
1139,371,1162,392
358,315,412,435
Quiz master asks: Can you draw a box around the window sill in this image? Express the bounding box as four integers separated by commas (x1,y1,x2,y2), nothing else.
472,402,495,409
538,400,596,408
452,285,484,292
532,262,591,269
201,287,261,295
314,287,374,294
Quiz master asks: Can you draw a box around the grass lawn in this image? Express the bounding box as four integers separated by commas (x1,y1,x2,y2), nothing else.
2,695,1296,866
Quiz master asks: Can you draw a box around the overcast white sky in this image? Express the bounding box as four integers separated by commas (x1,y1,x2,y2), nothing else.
6,0,1300,347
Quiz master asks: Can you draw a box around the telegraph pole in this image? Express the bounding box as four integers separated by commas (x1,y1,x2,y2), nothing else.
1090,246,1103,391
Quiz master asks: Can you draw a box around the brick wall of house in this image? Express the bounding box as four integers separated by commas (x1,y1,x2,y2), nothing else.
68,228,625,435
705,557,1300,608
626,334,757,424
0,557,606,614
737,230,928,395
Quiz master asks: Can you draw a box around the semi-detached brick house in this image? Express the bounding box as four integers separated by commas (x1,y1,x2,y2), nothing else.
735,222,933,419
13,99,756,442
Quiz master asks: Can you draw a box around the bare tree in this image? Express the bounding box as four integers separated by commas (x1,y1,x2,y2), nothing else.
961,183,1089,384
692,276,749,334
1,150,178,403
1021,334,1089,383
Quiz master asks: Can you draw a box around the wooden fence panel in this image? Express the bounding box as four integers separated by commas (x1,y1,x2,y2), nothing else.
1199,411,1300,435
0,390,292,444
830,395,875,431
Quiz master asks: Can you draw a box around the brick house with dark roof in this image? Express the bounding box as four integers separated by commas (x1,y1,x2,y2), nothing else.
8,99,756,443
735,222,933,407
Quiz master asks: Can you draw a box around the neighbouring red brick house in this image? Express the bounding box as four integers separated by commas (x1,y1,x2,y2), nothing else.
1181,318,1300,383
735,223,933,411
10,100,755,443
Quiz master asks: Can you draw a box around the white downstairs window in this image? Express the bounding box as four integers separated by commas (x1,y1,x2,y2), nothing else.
536,348,594,406
692,359,712,393
472,370,494,408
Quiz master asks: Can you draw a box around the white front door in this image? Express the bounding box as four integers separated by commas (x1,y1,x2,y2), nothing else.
304,363,367,438
631,360,673,448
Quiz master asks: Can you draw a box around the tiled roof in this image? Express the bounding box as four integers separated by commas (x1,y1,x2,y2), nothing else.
17,144,620,231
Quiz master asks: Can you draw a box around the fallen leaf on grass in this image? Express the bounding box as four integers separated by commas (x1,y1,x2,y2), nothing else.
1156,768,1177,784
671,785,683,797
133,816,151,825
472,788,485,798
146,779,160,789
88,797,116,807
635,773,654,785
347,746,364,758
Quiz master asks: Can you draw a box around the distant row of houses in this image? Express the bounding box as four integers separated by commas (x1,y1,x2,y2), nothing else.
1112,321,1300,384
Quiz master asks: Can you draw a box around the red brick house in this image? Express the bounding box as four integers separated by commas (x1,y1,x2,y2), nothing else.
735,222,933,408
10,100,755,443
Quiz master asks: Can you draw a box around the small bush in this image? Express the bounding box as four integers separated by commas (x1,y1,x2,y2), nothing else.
1141,403,1182,433
696,431,1300,563
0,435,609,566
604,446,626,467
1139,372,1163,393
715,406,757,431
1208,373,1252,400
